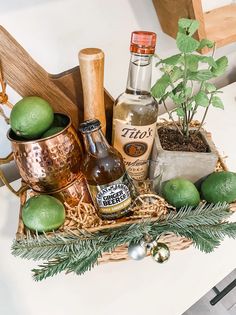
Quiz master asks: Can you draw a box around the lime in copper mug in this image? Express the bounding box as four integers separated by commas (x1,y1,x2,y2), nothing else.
6,113,83,193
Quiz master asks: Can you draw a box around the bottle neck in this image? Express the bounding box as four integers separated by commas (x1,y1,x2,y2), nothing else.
125,53,153,95
83,128,110,156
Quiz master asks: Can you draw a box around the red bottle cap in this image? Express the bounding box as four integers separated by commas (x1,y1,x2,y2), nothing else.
130,31,156,54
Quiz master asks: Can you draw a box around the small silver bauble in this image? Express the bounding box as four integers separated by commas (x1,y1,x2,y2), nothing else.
150,242,170,263
128,241,147,260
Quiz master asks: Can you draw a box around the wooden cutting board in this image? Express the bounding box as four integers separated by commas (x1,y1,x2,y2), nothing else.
0,25,114,133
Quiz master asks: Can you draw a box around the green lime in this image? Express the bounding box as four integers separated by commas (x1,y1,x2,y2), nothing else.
162,178,200,208
201,171,236,203
10,96,54,139
22,195,65,232
41,126,64,138
52,113,69,127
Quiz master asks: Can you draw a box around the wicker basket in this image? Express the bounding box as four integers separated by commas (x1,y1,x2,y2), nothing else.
15,151,234,263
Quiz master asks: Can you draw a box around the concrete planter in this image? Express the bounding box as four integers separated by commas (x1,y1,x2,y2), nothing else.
151,127,218,184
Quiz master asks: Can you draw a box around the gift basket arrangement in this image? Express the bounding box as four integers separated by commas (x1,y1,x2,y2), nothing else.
0,19,236,281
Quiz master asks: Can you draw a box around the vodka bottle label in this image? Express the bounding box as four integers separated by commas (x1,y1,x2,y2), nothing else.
113,119,157,180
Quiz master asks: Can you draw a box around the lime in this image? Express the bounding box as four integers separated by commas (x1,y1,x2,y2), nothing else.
52,113,69,127
10,96,54,139
162,178,200,208
22,195,65,232
41,126,64,138
201,171,236,203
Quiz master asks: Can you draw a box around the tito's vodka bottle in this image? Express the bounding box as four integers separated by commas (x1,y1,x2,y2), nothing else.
112,31,158,180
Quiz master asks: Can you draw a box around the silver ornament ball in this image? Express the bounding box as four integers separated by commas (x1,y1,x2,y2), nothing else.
151,242,170,263
128,242,147,260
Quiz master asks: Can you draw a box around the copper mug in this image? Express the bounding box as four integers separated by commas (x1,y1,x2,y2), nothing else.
7,113,83,193
51,173,92,207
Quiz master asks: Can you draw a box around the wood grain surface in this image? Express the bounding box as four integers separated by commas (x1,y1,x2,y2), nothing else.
0,26,113,132
152,0,236,54
79,48,106,134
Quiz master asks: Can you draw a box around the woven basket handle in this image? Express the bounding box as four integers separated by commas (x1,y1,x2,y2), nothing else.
0,152,27,196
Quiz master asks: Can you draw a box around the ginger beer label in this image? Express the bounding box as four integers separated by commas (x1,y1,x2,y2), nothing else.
89,173,135,219
113,120,157,180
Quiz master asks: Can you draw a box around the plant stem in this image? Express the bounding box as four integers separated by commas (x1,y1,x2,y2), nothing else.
182,53,189,138
188,81,204,124
189,43,216,124
194,94,213,134
162,100,183,136
194,105,209,134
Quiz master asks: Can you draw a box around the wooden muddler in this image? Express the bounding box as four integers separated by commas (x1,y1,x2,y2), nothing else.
79,48,106,134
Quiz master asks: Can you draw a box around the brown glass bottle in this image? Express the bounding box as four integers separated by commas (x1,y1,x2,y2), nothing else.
79,119,136,220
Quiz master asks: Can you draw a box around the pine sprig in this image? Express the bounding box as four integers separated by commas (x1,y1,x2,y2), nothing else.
161,202,231,227
12,222,149,262
32,256,73,281
12,202,236,281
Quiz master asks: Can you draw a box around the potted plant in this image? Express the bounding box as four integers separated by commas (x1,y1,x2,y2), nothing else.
151,18,228,183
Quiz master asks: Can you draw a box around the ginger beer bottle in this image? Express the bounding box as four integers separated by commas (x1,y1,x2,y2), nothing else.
79,119,136,220
112,31,158,180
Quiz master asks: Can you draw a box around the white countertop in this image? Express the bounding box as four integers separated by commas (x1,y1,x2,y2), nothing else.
1,83,236,315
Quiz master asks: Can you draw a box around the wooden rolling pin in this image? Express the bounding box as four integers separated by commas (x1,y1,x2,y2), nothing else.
79,48,106,134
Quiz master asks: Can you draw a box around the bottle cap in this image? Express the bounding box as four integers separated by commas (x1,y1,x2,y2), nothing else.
79,119,101,133
130,31,156,54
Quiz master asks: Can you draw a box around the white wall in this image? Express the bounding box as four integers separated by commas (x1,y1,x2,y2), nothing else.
202,0,232,11
0,0,236,180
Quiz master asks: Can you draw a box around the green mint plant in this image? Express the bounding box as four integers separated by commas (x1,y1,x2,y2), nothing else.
151,18,228,139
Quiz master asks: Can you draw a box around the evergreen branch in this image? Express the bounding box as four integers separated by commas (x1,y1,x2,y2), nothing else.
33,221,236,281
33,251,101,281
12,223,149,262
69,251,101,275
11,202,236,280
162,202,231,227
32,255,75,281
191,222,236,240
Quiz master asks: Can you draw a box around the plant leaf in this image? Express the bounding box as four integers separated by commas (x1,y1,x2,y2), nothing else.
151,74,170,99
173,82,184,93
211,95,224,109
204,82,216,93
186,102,194,110
178,18,199,36
187,69,213,81
211,56,228,77
185,55,217,71
195,91,209,107
188,20,200,36
176,32,199,53
186,55,199,71
175,107,185,117
198,39,214,50
198,56,217,68
178,18,194,29
184,87,192,97
169,92,185,105
161,83,184,102
156,54,182,66
169,66,183,82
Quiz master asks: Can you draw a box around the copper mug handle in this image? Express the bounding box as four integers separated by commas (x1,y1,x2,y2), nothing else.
0,152,28,196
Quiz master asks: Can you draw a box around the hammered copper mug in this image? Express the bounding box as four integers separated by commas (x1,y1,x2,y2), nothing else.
51,173,92,207
7,113,83,193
